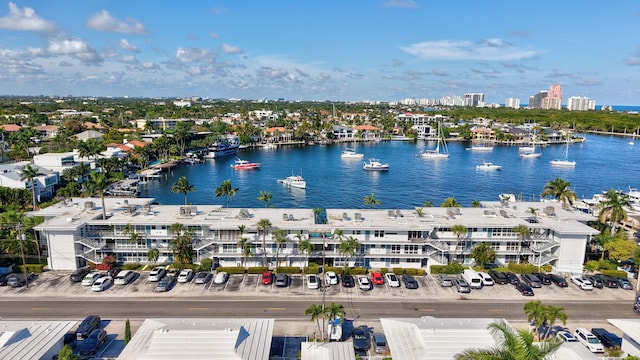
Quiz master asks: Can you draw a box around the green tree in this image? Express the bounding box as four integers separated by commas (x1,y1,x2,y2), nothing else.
215,179,238,208
540,178,577,207
18,164,43,211
125,319,131,345
298,236,313,268
325,302,345,323
513,224,530,259
455,320,562,360
415,207,424,217
424,200,433,207
338,236,360,270
527,207,540,220
257,190,272,208
441,197,462,207
169,223,193,264
305,304,326,340
523,300,547,340
312,208,323,224
56,344,80,360
85,171,113,220
147,248,160,264
471,200,482,208
273,229,288,268
597,189,632,236
470,243,496,269
363,192,381,208
543,305,567,339
257,218,272,267
603,239,637,262
451,224,467,262
171,176,196,205
78,138,104,160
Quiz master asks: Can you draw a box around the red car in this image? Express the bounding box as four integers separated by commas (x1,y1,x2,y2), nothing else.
261,270,273,285
370,271,384,285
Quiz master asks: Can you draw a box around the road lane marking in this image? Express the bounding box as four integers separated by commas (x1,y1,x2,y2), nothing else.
188,307,209,311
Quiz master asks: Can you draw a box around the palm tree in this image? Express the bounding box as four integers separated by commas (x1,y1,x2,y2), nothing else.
338,236,360,270
78,138,104,160
85,171,113,220
169,223,193,264
514,224,530,260
325,302,345,323
272,229,288,268
597,189,632,236
543,305,567,339
471,200,482,208
441,197,462,207
147,248,160,264
215,179,239,208
123,224,143,246
470,243,496,269
415,207,424,217
423,200,433,207
455,320,562,360
540,178,577,207
451,224,467,262
257,218,272,267
312,208,323,224
363,193,381,208
257,190,272,208
523,300,547,340
298,237,314,268
18,164,43,211
527,207,540,221
171,176,196,205
237,237,252,268
305,304,326,340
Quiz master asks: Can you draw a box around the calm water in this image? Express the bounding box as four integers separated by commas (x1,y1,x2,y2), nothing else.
140,134,640,209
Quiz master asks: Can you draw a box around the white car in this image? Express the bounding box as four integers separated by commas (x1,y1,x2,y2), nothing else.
478,272,495,286
148,267,166,282
574,327,604,353
114,270,137,285
307,274,319,289
177,269,194,283
572,276,593,290
325,271,338,285
384,272,400,287
81,272,104,286
91,276,113,292
357,276,371,291
214,271,229,284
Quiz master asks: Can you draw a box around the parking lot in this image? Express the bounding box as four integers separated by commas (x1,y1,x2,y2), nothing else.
1,270,636,303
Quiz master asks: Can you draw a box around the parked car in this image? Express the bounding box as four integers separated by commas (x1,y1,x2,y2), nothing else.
195,271,213,284
261,270,273,285
114,270,137,285
594,274,619,288
154,275,177,292
591,328,622,348
574,327,605,353
372,333,388,354
557,330,578,342
275,273,289,287
533,272,552,285
91,276,113,292
453,278,470,293
549,273,568,287
521,274,542,288
515,282,534,296
214,271,229,284
0,272,13,286
437,274,453,287
384,272,400,287
488,270,509,285
585,274,603,289
402,275,419,289
81,272,104,286
107,267,121,278
148,267,166,282
370,271,384,285
7,272,36,287
478,272,494,286
325,271,339,285
177,269,195,283
617,277,633,290
358,276,371,291
307,274,319,289
341,274,355,288
63,331,78,349
77,328,107,359
70,267,91,282
76,315,101,340
352,326,371,352
505,272,520,285
572,276,594,290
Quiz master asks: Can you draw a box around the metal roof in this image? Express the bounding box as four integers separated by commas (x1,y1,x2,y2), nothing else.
0,320,76,360
118,318,274,360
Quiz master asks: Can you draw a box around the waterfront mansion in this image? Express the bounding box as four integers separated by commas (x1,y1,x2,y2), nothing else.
33,197,598,274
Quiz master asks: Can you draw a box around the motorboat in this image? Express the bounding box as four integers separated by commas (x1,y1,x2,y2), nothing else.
476,161,502,171
204,135,240,159
341,147,364,159
262,142,277,150
363,158,389,171
278,174,306,189
230,158,260,170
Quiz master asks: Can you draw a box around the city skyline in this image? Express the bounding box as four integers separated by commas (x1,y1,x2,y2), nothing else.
0,1,638,105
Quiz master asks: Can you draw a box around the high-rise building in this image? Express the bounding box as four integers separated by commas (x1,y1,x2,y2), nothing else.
505,98,520,109
541,84,562,110
464,93,484,107
528,91,547,109
567,96,596,111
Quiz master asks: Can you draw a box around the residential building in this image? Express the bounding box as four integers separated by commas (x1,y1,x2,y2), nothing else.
0,320,77,360
541,84,562,110
505,98,520,109
0,162,59,202
332,125,355,140
33,198,598,274
567,96,597,111
33,152,78,172
528,91,548,109
464,93,485,107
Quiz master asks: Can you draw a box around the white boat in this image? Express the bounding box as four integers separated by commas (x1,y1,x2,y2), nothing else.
363,158,389,171
518,145,535,153
519,144,542,158
467,143,494,152
278,173,306,189
476,161,502,171
421,122,449,159
230,158,260,170
550,136,576,167
204,135,240,159
341,147,364,159
262,142,277,150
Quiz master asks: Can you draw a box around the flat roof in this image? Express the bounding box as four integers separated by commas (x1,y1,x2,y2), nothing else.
608,319,640,341
118,318,274,360
301,341,356,360
0,320,76,360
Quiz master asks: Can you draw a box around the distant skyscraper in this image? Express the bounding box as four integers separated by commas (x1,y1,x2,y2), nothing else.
505,98,520,109
541,84,562,110
528,91,548,109
567,96,596,111
464,93,484,107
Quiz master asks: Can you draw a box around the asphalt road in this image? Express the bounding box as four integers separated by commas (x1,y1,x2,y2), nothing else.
0,297,634,321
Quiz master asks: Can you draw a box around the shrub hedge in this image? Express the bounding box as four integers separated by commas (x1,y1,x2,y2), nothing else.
275,266,302,274
247,266,269,274
215,266,245,275
17,263,46,273
600,269,628,278
430,263,464,274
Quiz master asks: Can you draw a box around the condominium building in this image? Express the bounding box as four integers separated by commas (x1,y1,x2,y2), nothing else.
541,84,562,110
528,91,547,109
567,96,597,111
505,98,520,109
464,93,485,107
33,197,598,275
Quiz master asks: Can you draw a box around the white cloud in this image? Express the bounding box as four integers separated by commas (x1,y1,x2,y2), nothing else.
627,57,640,66
0,2,55,31
401,39,538,61
119,39,139,52
47,38,102,64
175,47,216,63
221,43,243,54
86,10,148,35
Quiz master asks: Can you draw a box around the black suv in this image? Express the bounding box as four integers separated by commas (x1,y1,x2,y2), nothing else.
533,272,552,285
70,268,91,282
78,328,107,359
488,270,509,285
76,315,101,340
341,274,355,288
594,274,619,288
504,272,520,285
549,273,568,287
585,275,604,289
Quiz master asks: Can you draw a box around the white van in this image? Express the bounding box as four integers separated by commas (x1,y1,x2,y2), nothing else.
462,269,483,289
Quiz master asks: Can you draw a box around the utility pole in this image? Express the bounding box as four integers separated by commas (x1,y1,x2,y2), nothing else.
17,226,29,289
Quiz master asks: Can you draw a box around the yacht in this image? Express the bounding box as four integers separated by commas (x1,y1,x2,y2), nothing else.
341,147,364,159
230,158,261,170
278,174,306,189
476,161,502,171
363,158,390,171
205,135,240,159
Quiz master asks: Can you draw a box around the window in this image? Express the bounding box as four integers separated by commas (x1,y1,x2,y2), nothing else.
374,230,385,238
390,245,401,254
408,231,422,239
490,242,500,251
506,242,519,251
222,244,237,253
404,245,418,254
390,258,400,264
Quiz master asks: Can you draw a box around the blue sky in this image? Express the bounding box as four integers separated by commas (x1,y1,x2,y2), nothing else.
0,1,638,105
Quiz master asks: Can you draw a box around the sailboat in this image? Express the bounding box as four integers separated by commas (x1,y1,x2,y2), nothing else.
630,127,638,145
519,143,542,158
550,135,576,167
421,122,449,159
